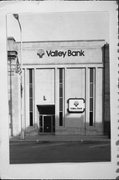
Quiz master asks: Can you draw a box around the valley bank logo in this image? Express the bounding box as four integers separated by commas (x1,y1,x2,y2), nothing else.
37,49,45,58
37,49,85,58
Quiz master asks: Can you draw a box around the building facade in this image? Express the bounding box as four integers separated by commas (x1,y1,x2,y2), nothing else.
7,37,110,137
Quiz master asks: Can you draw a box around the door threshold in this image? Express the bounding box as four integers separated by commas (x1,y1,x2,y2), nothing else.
39,133,55,135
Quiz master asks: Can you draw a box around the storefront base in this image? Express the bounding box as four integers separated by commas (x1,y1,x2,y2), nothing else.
56,126,103,136
24,123,103,137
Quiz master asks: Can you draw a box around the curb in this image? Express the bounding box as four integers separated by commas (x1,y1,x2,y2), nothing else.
10,135,110,143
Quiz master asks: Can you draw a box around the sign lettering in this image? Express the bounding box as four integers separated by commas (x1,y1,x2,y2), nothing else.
37,49,85,58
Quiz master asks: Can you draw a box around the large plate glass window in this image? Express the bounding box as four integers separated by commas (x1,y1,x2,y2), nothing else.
29,69,33,126
59,68,64,126
89,68,95,126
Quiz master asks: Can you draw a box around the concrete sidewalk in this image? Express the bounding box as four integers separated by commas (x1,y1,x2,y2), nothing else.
10,134,110,142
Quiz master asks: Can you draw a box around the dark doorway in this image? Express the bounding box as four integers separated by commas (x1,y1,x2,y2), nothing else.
37,105,55,133
44,116,52,132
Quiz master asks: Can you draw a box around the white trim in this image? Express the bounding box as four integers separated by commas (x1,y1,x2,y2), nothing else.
23,63,103,69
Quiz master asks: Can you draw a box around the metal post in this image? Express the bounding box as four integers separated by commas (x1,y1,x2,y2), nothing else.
13,14,24,139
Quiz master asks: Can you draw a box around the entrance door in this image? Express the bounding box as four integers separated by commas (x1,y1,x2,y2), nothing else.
37,105,55,133
44,116,52,132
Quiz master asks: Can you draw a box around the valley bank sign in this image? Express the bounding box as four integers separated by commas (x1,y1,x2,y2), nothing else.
37,49,85,58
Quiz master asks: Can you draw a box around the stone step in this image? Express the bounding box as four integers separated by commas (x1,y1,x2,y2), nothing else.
25,126,39,136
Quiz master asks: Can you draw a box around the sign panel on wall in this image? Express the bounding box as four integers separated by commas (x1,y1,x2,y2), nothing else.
68,98,85,113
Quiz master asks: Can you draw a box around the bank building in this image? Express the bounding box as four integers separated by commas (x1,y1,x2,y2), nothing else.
7,37,110,138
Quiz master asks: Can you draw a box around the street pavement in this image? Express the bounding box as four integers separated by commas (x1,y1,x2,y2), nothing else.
10,139,111,164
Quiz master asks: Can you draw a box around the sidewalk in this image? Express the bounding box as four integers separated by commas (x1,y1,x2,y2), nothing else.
10,134,110,142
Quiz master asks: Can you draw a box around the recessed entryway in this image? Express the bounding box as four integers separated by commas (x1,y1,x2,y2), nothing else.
37,105,55,133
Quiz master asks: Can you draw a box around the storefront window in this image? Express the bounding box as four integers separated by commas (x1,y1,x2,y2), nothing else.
59,68,64,126
89,68,95,126
29,69,33,126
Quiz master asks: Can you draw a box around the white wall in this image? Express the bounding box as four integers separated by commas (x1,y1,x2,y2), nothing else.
96,68,103,123
35,69,54,105
65,68,85,132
